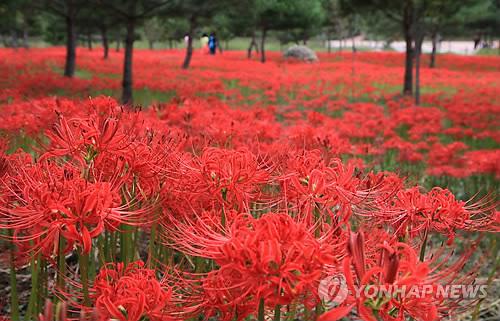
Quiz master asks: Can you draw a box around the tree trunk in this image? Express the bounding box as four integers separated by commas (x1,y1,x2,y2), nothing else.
11,30,19,49
64,14,76,77
247,34,256,58
352,37,356,53
415,33,423,106
260,28,267,63
402,1,413,95
327,31,331,54
149,40,154,49
87,32,92,50
182,20,195,69
22,28,29,49
429,32,437,68
121,19,135,105
168,39,173,49
101,26,109,59
116,36,121,52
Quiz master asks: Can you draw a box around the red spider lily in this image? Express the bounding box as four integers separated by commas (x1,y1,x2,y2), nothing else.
0,159,150,256
0,48,498,321
173,269,258,321
320,231,484,321
38,102,177,200
278,150,371,224
41,104,134,164
190,147,272,212
166,213,344,320
367,187,498,241
92,261,176,321
160,146,274,221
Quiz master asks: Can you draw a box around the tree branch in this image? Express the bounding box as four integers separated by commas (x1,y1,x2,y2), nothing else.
92,0,131,19
137,0,173,19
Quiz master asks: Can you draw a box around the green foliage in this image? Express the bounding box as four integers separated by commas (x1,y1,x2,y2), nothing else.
255,0,324,31
143,17,164,47
160,17,189,42
0,0,42,47
454,0,500,37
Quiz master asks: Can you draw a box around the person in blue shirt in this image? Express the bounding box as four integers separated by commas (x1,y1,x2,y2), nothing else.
208,33,217,55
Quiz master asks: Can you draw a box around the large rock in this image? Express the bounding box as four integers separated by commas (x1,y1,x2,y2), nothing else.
283,45,319,62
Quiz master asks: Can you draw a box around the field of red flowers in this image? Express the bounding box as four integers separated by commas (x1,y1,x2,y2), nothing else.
0,47,498,321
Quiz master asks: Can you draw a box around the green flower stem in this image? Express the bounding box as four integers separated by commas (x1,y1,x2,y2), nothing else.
79,251,91,306
258,298,265,321
419,228,429,262
57,236,66,291
120,224,134,265
274,304,281,321
26,251,41,320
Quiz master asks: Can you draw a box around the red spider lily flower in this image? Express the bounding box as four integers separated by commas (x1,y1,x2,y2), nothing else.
173,269,258,321
279,150,368,224
41,105,135,164
93,261,176,321
38,98,182,202
368,187,498,241
320,231,484,321
166,213,343,320
190,147,272,211
0,160,151,256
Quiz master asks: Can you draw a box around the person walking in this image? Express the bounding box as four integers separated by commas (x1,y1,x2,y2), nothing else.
208,33,217,55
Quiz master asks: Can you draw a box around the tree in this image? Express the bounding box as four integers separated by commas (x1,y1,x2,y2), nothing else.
209,13,236,51
143,16,164,49
322,0,347,53
0,0,37,49
76,6,120,58
95,0,173,104
170,0,233,69
219,0,260,58
419,0,474,68
345,0,418,95
359,11,400,50
456,0,500,52
39,1,87,77
161,17,189,48
413,0,484,104
250,0,324,63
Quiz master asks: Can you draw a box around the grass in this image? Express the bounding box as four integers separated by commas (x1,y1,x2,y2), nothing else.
2,37,497,56
91,87,176,106
476,47,500,56
48,63,93,80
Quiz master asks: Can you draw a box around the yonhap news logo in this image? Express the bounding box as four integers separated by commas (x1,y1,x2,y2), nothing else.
318,274,349,307
319,274,488,305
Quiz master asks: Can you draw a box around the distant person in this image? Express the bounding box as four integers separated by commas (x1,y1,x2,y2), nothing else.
208,33,217,55
184,34,190,47
201,33,209,54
